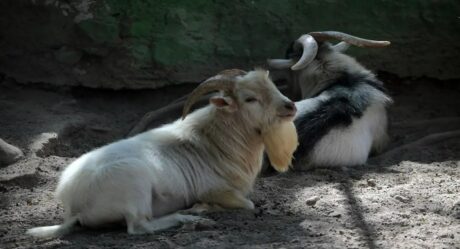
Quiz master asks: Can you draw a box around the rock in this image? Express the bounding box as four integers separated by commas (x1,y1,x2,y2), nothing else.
1,0,460,89
329,211,342,218
367,179,376,187
394,195,411,203
0,139,23,166
451,199,460,219
290,238,300,243
306,196,320,206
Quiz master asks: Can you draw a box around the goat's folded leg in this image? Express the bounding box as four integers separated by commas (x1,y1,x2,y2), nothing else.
181,190,255,215
180,203,225,214
200,190,255,210
126,213,209,235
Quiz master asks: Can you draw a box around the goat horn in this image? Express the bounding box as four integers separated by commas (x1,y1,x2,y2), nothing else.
267,59,296,69
309,31,391,48
217,69,247,78
332,41,350,52
182,75,239,120
290,34,319,71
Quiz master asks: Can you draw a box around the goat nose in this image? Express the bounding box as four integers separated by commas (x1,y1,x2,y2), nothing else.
284,101,297,112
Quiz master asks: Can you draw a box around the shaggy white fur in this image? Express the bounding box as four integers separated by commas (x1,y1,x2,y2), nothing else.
26,70,296,238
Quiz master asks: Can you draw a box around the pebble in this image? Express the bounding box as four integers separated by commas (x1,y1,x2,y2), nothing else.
306,196,320,206
290,238,300,243
329,211,342,218
394,195,411,203
367,179,376,187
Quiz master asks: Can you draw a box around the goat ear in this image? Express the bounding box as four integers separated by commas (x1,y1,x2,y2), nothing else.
210,96,238,112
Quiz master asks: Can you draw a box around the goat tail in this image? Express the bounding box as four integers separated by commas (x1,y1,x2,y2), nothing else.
26,216,79,238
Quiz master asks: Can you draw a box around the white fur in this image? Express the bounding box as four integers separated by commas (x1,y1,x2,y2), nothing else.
273,42,392,168
296,48,370,99
302,103,388,168
27,70,295,238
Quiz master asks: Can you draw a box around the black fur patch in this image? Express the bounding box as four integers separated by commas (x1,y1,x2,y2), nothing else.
317,72,387,96
294,96,362,160
293,72,387,161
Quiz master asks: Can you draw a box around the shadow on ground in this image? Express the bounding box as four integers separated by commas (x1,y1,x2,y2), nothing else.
0,73,459,248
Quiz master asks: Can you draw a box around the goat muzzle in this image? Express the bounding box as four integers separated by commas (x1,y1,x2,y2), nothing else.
278,101,297,120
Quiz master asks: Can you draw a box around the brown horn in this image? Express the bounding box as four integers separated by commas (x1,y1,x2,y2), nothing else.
308,31,391,48
217,69,247,78
290,34,319,71
182,74,239,120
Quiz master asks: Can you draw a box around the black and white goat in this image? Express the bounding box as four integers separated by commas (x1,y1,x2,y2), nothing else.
27,69,297,237
268,31,392,169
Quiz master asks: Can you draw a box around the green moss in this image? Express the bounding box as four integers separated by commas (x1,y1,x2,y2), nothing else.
80,0,460,78
78,17,119,44
77,0,120,45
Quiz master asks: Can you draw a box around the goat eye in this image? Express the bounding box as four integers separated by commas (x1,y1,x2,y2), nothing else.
245,97,257,103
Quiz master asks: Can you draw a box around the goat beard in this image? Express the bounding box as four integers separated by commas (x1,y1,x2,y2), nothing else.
262,121,298,172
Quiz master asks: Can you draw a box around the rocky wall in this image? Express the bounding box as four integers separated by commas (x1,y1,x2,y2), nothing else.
0,0,459,89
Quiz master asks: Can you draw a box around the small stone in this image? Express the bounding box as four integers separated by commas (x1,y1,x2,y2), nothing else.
329,211,342,218
290,238,300,243
438,233,452,239
367,179,376,187
394,195,411,203
306,196,320,206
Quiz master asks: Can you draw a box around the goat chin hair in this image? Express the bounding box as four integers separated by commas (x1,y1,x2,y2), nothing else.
26,216,79,238
263,121,298,172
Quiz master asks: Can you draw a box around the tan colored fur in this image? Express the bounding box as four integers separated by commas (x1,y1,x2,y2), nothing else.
263,121,298,172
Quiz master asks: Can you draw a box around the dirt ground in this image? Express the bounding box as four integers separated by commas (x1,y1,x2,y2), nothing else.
0,73,459,249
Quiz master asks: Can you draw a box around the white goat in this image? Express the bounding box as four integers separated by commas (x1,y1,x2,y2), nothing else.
268,31,392,169
27,69,297,237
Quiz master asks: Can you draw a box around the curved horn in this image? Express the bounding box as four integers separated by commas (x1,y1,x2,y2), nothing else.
182,75,237,120
309,31,391,48
290,34,319,71
267,59,296,69
217,69,247,78
332,41,350,52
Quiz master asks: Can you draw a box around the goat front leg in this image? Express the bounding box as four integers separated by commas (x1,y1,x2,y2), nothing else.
182,190,254,215
201,190,255,210
126,213,212,235
180,203,225,215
